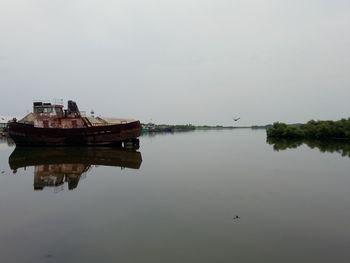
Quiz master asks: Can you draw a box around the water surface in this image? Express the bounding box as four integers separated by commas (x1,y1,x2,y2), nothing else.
0,130,349,263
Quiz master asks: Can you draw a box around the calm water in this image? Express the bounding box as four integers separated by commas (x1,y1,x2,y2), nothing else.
0,130,349,263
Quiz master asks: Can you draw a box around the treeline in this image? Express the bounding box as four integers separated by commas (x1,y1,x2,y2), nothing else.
142,124,195,133
266,119,350,140
172,124,196,131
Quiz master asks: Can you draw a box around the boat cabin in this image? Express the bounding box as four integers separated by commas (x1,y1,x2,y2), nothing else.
34,102,64,116
33,100,81,117
32,100,86,129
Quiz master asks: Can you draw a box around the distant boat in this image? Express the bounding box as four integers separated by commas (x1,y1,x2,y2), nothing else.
8,100,141,147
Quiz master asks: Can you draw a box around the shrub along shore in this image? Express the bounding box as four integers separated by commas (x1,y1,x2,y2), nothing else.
267,119,350,140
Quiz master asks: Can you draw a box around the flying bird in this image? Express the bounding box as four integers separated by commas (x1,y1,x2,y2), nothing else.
233,117,240,122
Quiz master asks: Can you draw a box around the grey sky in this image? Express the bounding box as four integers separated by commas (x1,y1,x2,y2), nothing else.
0,0,349,125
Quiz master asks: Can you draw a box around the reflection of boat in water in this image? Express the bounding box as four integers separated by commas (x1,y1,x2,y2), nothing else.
9,147,142,191
33,163,89,191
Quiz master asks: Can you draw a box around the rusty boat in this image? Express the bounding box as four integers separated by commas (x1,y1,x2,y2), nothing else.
8,100,141,147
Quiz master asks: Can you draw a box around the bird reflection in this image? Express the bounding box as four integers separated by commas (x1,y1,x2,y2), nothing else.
233,215,241,222
8,147,142,192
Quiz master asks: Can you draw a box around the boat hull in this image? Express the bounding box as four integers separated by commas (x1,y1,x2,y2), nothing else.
8,121,141,146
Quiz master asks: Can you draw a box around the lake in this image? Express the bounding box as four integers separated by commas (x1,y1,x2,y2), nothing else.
0,129,349,263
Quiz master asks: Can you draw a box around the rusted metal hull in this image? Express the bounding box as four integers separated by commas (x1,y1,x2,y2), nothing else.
8,121,141,146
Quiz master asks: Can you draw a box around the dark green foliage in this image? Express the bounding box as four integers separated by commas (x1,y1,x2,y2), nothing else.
142,124,195,133
267,119,350,140
173,124,196,131
266,122,304,139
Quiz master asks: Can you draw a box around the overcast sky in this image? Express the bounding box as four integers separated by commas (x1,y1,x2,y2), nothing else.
0,0,349,125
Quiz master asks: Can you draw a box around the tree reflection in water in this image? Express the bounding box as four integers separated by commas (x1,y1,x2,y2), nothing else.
267,138,350,157
8,147,142,192
0,135,15,146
